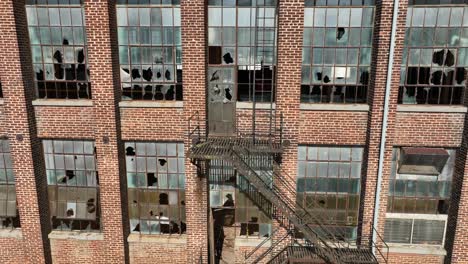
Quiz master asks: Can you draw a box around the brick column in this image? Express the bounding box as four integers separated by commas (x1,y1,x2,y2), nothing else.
181,0,208,262
274,0,303,254
85,0,128,263
0,0,52,263
359,0,407,250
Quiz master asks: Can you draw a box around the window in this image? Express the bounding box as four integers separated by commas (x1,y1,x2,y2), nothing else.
44,140,100,231
296,146,364,240
209,159,272,239
399,6,468,105
208,0,277,103
0,139,20,229
125,142,186,235
387,148,455,214
301,1,375,104
384,215,447,245
26,0,91,99
0,80,3,98
116,1,182,101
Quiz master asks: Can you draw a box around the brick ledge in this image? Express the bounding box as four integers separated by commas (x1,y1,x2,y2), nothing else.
300,103,369,112
32,99,93,107
119,100,183,108
236,102,276,109
0,228,22,239
397,105,467,113
387,244,446,256
48,231,104,241
234,237,272,248
127,233,187,244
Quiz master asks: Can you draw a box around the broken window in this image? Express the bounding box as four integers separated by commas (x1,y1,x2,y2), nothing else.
44,140,100,231
398,6,468,105
208,1,277,103
301,3,374,104
296,146,364,240
0,139,20,229
117,2,182,101
26,1,91,99
387,148,455,215
126,142,186,235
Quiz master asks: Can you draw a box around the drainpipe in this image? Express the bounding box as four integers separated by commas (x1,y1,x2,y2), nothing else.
372,0,399,256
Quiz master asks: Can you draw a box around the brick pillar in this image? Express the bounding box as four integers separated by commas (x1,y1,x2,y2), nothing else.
274,0,303,254
445,45,468,264
359,0,407,252
0,0,52,263
181,0,208,262
85,0,128,263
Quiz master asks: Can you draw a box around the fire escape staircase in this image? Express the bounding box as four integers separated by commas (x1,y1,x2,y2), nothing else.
187,114,388,264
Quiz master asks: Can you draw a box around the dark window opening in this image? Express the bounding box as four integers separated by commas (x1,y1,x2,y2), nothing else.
0,139,20,229
26,4,91,99
44,140,100,232
399,6,467,105
301,6,375,104
126,142,186,235
117,5,183,101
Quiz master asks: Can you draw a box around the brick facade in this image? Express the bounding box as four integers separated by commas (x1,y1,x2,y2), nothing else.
0,0,466,263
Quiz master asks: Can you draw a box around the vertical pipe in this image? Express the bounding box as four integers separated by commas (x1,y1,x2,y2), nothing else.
372,0,399,256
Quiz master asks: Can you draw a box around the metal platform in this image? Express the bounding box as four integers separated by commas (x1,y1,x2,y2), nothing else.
274,246,378,264
188,137,283,160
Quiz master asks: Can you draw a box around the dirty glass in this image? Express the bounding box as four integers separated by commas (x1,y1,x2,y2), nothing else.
125,142,186,235
387,148,455,215
26,1,91,99
301,4,375,104
0,139,20,229
296,146,364,240
43,139,100,231
208,0,278,102
399,6,468,105
117,1,182,101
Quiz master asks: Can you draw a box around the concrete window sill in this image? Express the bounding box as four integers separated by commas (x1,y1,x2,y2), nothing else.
127,233,187,244
387,243,447,256
0,99,4,105
119,100,183,108
300,103,369,112
397,105,468,113
48,231,104,241
235,237,271,248
236,102,276,109
32,99,93,107
0,229,22,239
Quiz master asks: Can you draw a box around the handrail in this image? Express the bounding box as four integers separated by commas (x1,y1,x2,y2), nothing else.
251,229,293,264
245,228,282,260
229,148,343,264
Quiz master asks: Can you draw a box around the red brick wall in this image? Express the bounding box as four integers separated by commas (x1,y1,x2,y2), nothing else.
394,112,464,147
128,240,187,264
120,107,185,141
0,0,52,263
299,111,368,145
50,239,106,263
387,253,444,264
34,106,95,139
0,237,28,264
181,0,208,261
360,0,407,250
85,0,128,263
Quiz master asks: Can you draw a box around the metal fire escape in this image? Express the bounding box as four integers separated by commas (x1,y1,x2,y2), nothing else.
189,3,389,264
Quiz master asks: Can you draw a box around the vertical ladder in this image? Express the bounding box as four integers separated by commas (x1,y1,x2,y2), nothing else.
252,3,278,143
